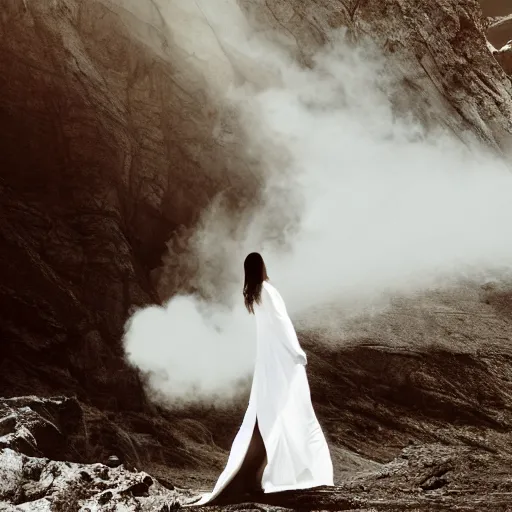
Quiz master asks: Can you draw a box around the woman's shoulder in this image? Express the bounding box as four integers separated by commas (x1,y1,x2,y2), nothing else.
262,280,282,301
262,280,276,293
261,280,287,314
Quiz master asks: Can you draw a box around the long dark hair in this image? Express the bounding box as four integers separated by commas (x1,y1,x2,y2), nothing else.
243,252,268,314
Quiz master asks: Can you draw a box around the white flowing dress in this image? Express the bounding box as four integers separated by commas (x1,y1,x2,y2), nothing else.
196,281,334,505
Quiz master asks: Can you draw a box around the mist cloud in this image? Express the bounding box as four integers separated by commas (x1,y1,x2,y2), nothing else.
123,0,512,403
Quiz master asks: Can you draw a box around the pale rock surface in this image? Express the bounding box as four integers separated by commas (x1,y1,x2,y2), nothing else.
487,15,512,49
493,40,512,75
0,448,181,512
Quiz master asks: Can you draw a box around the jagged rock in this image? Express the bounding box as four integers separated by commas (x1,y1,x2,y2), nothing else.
0,0,262,409
493,41,512,74
159,500,182,512
79,470,93,483
0,397,82,460
122,476,153,497
0,415,16,438
98,490,113,505
0,395,233,493
106,455,121,468
241,0,512,152
95,466,110,481
0,448,179,511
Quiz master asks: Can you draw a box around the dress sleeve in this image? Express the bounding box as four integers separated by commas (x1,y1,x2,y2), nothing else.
262,285,308,365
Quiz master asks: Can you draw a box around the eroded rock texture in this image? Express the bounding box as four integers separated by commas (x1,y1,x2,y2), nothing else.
0,447,182,512
0,0,261,405
1,397,511,511
241,0,512,150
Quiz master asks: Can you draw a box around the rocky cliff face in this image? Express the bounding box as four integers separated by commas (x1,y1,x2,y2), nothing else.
2,0,512,510
0,0,262,406
241,0,512,151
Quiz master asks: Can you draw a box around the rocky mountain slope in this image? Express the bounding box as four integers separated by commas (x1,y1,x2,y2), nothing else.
0,0,263,407
243,0,512,151
2,0,512,510
2,304,512,511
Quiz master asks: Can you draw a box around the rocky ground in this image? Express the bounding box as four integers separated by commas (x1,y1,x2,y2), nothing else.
2,444,511,511
1,283,512,510
0,449,182,512
2,281,512,511
1,384,512,511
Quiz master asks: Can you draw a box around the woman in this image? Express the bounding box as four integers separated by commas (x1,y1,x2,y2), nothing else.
196,252,334,505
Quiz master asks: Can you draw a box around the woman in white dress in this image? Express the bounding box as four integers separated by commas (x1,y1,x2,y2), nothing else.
196,253,334,505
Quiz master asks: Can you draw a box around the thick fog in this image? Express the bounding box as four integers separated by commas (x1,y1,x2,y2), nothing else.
123,0,512,403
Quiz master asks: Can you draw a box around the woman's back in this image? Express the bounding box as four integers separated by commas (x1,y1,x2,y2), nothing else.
254,280,307,366
195,254,333,505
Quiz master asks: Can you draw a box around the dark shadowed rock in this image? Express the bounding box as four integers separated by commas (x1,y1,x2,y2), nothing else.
0,0,262,410
493,41,512,74
159,501,182,511
98,490,113,505
0,448,179,511
106,455,122,468
122,478,153,497
0,396,82,459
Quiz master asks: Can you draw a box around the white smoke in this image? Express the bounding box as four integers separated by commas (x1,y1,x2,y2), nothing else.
124,297,255,403
123,0,512,403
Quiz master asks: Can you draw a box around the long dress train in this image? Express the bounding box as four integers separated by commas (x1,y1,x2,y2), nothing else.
196,281,334,505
